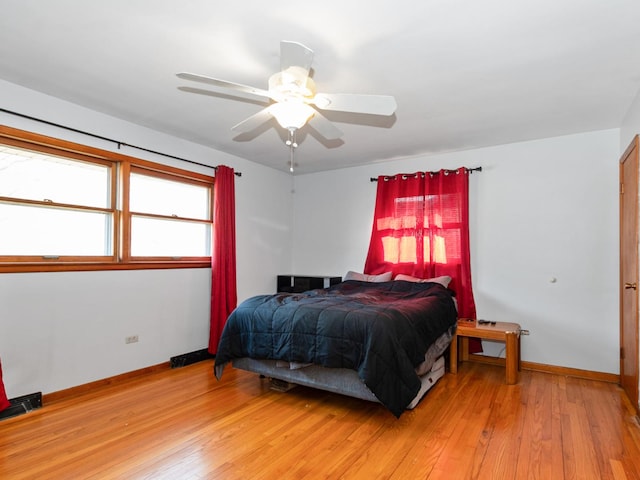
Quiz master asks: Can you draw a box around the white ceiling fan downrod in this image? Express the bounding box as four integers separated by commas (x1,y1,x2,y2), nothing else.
286,127,298,173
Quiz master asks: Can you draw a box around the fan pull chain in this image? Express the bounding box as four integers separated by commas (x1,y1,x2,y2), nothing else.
286,127,298,173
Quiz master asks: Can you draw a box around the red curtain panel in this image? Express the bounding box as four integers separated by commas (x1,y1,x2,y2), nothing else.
364,168,478,344
209,165,238,354
0,359,10,411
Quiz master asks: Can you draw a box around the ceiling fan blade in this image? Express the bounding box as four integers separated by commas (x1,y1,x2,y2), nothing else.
313,93,397,116
279,41,314,88
177,86,270,107
177,72,272,99
231,106,275,133
307,110,344,140
280,41,314,75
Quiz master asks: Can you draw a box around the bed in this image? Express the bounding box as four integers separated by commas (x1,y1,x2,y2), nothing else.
214,278,458,417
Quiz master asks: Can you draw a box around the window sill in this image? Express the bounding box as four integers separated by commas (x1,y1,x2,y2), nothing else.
0,261,211,274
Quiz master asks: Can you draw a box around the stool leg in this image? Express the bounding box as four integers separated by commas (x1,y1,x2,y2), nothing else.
450,334,458,374
518,335,521,371
461,337,469,362
505,332,518,384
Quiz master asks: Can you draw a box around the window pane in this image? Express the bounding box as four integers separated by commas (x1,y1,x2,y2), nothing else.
0,145,110,208
0,203,113,255
131,216,210,257
130,173,209,219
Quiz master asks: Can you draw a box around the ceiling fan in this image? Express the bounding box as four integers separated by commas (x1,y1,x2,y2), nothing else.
176,41,397,145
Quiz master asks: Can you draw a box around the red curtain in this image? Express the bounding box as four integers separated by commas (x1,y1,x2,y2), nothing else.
209,165,237,354
364,168,477,321
0,358,10,412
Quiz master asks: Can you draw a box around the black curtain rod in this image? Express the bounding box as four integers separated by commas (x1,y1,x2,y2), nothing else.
370,166,482,182
0,107,242,177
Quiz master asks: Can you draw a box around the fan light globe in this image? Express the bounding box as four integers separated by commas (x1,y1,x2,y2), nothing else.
270,101,315,130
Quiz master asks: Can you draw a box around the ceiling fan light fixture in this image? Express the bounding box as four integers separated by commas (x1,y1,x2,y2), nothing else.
179,40,396,147
270,101,315,130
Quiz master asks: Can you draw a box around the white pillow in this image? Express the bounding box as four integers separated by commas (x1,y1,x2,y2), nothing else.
344,271,393,282
394,274,452,288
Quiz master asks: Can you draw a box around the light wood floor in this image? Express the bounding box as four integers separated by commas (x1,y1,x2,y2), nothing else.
1,360,640,479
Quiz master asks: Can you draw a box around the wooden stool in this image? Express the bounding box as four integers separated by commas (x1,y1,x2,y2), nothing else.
450,318,522,384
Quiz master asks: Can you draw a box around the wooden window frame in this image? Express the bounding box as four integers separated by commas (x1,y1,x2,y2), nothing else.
0,125,214,273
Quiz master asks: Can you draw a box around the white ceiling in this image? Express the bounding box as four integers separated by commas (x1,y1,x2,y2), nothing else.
1,0,640,174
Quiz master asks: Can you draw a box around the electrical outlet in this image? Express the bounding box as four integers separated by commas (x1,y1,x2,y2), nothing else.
125,335,139,344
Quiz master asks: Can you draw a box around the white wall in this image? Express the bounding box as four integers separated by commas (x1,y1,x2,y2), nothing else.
621,87,640,151
0,80,294,397
292,129,620,374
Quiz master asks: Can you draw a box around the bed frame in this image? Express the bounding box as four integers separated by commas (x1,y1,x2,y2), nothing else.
231,326,453,410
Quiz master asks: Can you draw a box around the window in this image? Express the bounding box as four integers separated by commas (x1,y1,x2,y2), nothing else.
0,125,214,272
126,167,211,259
376,194,458,265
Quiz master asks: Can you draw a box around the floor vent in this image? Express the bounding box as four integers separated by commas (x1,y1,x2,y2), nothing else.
170,349,214,369
0,392,42,421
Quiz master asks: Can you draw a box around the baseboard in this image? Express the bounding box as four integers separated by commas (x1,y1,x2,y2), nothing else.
36,351,618,409
43,351,215,405
466,353,619,383
170,348,214,368
43,362,170,405
521,360,619,383
0,391,42,421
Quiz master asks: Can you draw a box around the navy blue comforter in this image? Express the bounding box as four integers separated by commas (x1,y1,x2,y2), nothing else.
214,280,457,417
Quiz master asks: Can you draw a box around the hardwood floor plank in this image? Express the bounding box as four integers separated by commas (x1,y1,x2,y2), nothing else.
514,370,561,479
1,360,640,479
567,379,607,479
473,370,525,479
